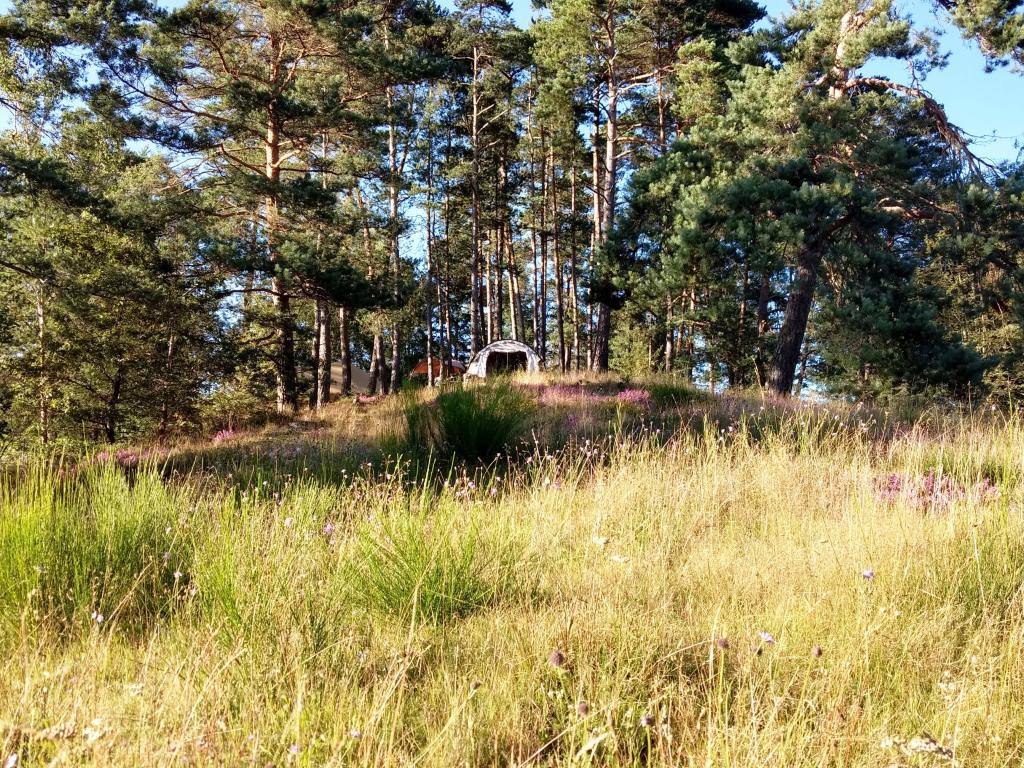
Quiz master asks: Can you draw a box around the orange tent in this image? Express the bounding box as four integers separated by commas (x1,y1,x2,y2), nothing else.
411,358,466,377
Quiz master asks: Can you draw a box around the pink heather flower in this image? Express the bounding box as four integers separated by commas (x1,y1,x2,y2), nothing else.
323,522,336,536
211,429,237,444
875,470,999,511
616,388,651,405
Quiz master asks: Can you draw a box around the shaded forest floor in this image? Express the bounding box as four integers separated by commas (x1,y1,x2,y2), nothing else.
2,374,1023,766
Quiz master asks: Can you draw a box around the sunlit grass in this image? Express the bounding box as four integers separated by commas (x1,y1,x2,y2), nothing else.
1,383,1023,765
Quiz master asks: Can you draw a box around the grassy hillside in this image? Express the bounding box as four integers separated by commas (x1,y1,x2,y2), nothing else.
2,377,1023,767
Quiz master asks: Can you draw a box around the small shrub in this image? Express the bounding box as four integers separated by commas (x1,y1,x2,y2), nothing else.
406,382,534,465
647,380,702,408
344,508,524,623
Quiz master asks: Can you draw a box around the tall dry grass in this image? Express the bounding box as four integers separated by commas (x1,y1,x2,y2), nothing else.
1,385,1023,766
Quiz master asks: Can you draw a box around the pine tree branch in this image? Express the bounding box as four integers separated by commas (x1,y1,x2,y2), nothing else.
848,76,997,174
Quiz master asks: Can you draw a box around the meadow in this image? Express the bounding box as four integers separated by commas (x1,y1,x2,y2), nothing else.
1,376,1023,767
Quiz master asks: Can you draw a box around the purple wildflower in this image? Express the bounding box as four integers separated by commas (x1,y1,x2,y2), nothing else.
616,388,651,405
211,429,237,444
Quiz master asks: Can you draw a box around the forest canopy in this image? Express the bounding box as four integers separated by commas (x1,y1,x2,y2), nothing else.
1,0,1023,445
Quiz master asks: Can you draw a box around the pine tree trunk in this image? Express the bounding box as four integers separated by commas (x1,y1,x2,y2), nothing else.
768,247,822,396
338,306,351,397
317,301,331,408
507,221,522,342
496,157,508,338
105,368,123,444
664,295,674,372
368,333,381,395
469,43,483,356
531,213,540,352
592,303,610,370
310,301,322,408
539,140,549,366
755,272,771,386
441,161,453,376
569,166,580,371
387,86,402,394
36,283,49,445
486,228,495,344
551,148,565,372
378,334,389,395
158,334,175,440
265,35,297,414
591,37,619,372
425,120,436,387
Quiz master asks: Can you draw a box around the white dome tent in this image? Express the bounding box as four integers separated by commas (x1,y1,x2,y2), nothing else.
465,339,541,378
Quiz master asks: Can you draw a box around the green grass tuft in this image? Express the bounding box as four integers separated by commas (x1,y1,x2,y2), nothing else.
405,381,535,465
344,505,526,623
0,461,191,636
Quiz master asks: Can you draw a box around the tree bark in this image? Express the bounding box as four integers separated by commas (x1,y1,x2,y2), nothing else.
368,332,381,395
36,283,49,445
105,368,123,444
310,301,322,408
425,114,436,387
469,41,483,356
663,295,674,372
387,84,402,394
591,25,619,372
569,166,580,371
552,148,566,372
507,220,523,342
768,247,822,395
158,334,175,441
265,34,297,414
317,300,331,408
338,306,351,397
539,137,549,365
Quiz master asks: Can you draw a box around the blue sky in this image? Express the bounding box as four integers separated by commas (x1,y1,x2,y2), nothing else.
497,0,1024,163
1,0,1021,162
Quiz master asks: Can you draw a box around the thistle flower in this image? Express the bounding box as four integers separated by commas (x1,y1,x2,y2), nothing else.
548,650,566,668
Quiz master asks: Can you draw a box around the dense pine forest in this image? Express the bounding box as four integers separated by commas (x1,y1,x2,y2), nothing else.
1,0,1023,444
